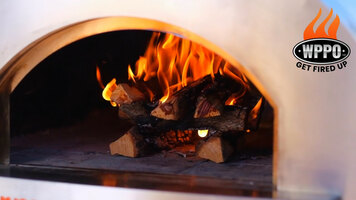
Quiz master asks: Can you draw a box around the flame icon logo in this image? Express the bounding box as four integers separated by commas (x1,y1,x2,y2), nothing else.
303,8,340,40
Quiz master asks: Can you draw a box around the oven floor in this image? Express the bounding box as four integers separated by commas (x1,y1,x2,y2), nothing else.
10,109,272,191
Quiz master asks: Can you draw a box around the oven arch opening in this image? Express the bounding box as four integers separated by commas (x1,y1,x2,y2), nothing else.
0,17,278,195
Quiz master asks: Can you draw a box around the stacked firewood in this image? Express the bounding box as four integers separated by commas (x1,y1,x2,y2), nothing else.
109,74,262,163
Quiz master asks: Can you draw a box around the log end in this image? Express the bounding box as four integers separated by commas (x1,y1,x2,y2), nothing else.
196,137,233,163
193,96,222,118
111,83,145,105
109,127,144,157
151,102,179,120
193,107,221,118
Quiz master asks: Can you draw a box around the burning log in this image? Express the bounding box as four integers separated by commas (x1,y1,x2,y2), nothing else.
107,76,250,161
98,32,266,163
151,75,213,120
193,106,247,132
142,106,248,134
118,102,149,120
110,127,199,156
109,127,148,157
107,75,257,162
196,136,234,163
110,83,149,121
193,74,244,118
110,83,145,105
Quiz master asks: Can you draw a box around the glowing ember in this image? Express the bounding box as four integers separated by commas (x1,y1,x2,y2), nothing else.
198,130,209,138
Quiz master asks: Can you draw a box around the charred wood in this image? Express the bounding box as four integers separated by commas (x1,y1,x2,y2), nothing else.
140,106,248,134
151,75,213,120
194,95,224,118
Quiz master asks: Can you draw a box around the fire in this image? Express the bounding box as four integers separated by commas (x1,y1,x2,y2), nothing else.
96,66,118,107
250,97,263,120
100,32,249,106
225,90,247,106
127,65,136,83
125,32,247,103
102,78,118,107
304,8,340,40
96,66,105,89
198,130,209,138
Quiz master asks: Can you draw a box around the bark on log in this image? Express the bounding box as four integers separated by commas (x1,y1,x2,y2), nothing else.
141,106,248,134
118,101,149,120
192,106,247,132
193,74,246,118
196,136,234,163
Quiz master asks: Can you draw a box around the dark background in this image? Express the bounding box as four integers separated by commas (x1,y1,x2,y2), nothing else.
10,31,153,136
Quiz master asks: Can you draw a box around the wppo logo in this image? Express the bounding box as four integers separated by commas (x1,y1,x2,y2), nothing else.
293,8,351,72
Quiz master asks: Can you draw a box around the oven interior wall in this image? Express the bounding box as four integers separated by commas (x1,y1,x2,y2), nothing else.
9,30,274,193
11,31,151,136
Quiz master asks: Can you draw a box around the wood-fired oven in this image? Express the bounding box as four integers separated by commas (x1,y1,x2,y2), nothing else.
0,1,355,200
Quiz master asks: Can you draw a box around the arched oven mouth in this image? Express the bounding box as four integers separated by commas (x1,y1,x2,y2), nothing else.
7,29,274,195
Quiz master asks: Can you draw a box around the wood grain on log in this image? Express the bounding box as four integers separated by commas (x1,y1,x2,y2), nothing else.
194,95,224,118
111,83,145,105
109,127,147,157
196,136,234,163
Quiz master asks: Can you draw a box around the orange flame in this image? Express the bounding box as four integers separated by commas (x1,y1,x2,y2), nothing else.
128,32,248,103
142,86,155,102
223,63,249,105
96,66,118,106
304,8,340,40
96,66,105,89
250,97,263,120
225,91,246,106
102,78,117,107
127,65,136,83
101,32,248,105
